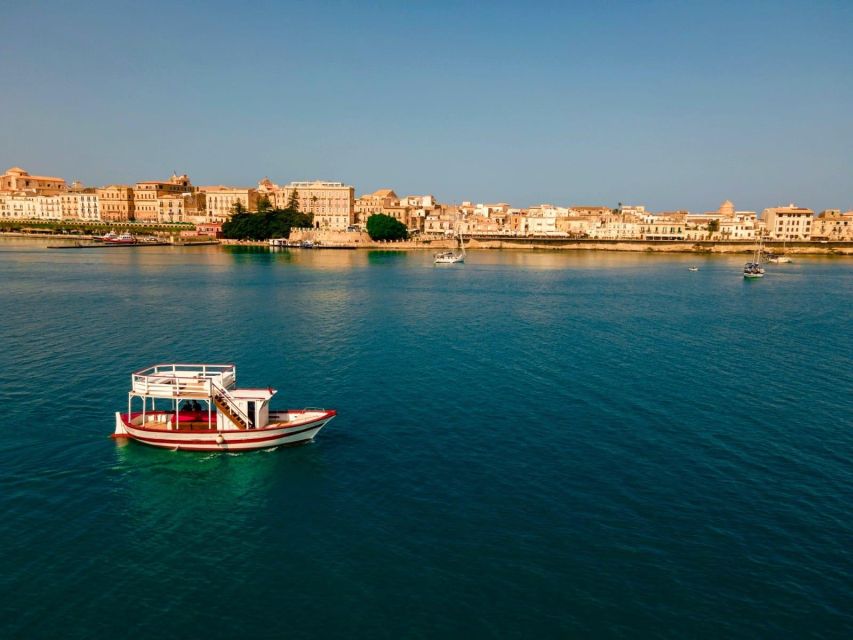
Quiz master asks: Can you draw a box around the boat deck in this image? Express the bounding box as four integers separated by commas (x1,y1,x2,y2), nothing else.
131,363,236,398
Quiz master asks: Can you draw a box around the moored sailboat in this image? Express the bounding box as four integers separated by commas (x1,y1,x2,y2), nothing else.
744,236,765,278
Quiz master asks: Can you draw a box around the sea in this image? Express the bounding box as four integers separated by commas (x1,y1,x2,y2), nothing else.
0,237,850,639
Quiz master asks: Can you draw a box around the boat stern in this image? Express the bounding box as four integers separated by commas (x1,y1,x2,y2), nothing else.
113,412,129,438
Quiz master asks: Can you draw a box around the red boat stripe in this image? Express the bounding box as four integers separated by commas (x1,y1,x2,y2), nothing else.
128,422,326,446
120,411,335,434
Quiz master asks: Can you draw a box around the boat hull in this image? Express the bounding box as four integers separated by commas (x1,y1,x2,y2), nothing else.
114,410,335,451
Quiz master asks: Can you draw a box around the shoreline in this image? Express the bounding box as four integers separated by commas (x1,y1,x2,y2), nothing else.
3,233,851,256
221,237,853,255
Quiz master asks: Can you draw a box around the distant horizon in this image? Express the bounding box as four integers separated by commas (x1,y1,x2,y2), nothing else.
2,1,851,213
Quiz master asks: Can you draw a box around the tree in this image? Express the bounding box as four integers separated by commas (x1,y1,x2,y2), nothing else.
366,213,408,241
232,201,247,216
221,209,314,240
707,219,720,238
287,189,300,211
257,195,273,213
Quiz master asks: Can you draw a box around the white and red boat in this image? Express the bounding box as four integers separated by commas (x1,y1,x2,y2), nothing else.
114,363,336,451
100,231,138,244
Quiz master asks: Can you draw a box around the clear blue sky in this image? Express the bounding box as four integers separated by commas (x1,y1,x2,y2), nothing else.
1,0,850,212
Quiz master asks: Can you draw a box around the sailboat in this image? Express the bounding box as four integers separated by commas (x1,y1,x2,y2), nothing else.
744,235,765,278
434,227,466,264
767,237,792,263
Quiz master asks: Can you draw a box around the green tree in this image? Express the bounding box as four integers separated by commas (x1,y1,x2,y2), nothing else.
287,189,300,211
221,209,314,241
232,201,247,216
707,219,720,238
257,195,273,213
366,214,408,241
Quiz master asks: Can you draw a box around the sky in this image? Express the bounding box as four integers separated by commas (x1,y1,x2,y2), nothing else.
1,0,851,212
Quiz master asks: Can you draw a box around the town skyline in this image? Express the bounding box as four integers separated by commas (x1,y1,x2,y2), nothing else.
2,161,852,217
2,2,851,214
2,165,851,243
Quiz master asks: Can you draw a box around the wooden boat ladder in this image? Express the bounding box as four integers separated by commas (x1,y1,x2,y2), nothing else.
210,381,251,430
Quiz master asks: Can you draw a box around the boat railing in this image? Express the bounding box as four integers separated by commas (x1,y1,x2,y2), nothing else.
131,363,236,397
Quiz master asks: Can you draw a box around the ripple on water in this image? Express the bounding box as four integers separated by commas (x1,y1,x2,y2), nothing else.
0,243,851,638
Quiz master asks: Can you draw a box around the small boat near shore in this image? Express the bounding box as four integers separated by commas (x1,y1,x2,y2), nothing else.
767,254,792,264
114,363,336,451
744,236,766,278
435,227,466,264
688,266,699,271
99,231,138,244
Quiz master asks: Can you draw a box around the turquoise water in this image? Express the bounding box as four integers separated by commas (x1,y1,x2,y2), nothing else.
0,238,851,638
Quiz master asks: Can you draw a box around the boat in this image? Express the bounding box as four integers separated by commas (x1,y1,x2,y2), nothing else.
113,363,336,451
102,231,137,244
688,266,699,272
434,228,466,264
743,262,765,278
766,254,792,264
744,236,765,278
766,236,793,263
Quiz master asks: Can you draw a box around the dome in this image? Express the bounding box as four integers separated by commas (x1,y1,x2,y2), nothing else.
719,200,735,216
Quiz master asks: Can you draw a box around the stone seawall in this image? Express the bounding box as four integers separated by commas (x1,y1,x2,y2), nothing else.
463,238,853,255
225,230,853,255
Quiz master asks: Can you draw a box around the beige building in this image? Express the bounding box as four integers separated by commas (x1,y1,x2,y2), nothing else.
811,210,853,241
556,215,597,237
355,189,399,225
265,180,355,230
761,204,814,240
134,173,195,223
199,186,259,221
570,205,611,217
0,166,66,195
157,192,206,224
640,213,687,240
60,189,100,221
425,206,460,235
590,214,642,239
0,193,62,220
96,186,135,222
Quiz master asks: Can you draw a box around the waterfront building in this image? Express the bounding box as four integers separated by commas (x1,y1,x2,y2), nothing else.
0,193,62,220
354,189,399,226
424,206,460,235
0,166,66,195
590,213,642,239
523,204,572,235
761,204,814,240
399,195,439,232
265,180,354,230
570,205,611,217
471,203,511,218
463,214,504,235
133,173,195,223
719,212,757,240
60,188,100,221
156,192,206,224
555,215,597,237
96,186,135,222
811,210,853,241
640,213,687,240
620,204,647,218
199,186,258,221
